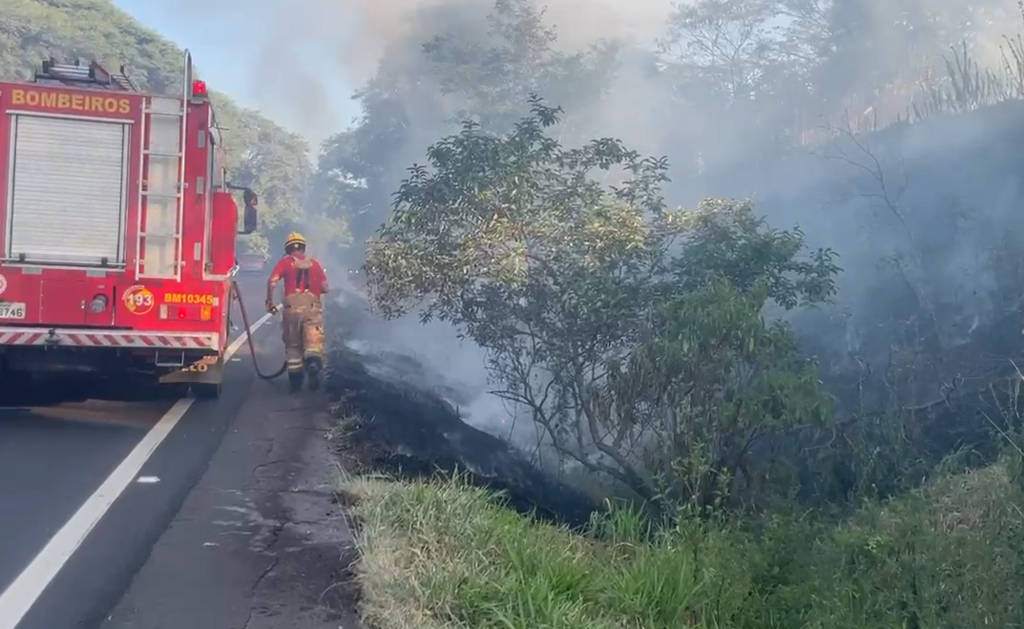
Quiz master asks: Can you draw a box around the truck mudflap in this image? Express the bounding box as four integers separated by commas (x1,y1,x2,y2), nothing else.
160,354,223,385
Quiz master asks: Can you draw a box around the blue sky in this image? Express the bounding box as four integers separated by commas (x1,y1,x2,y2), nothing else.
111,0,361,146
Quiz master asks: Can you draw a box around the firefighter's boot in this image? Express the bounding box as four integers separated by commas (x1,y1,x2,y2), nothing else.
305,355,322,391
288,370,304,392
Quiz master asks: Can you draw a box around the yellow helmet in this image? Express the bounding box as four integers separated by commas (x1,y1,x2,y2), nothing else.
284,232,306,251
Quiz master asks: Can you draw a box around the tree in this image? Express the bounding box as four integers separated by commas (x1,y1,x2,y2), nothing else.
657,0,1024,147
656,0,828,162
660,0,789,107
212,99,311,237
308,70,431,263
365,99,839,513
421,0,617,133
310,0,617,257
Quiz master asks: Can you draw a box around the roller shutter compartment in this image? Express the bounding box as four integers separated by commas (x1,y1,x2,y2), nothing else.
6,114,129,266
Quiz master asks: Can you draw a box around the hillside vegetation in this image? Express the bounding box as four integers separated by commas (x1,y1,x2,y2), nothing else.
322,0,1024,627
341,460,1024,629
341,96,1024,628
0,0,311,252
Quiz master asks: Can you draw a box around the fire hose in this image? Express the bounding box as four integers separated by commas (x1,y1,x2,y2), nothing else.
230,280,288,380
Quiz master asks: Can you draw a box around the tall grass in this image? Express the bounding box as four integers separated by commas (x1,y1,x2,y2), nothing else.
342,458,1024,629
801,32,1024,145
913,38,1024,119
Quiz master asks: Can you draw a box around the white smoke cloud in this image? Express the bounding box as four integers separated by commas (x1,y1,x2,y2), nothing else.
147,0,679,147
141,0,1024,432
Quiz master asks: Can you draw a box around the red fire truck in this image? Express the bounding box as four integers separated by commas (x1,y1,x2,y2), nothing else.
0,50,258,399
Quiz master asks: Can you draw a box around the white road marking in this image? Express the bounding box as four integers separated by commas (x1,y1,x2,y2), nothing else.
0,308,277,629
136,476,160,484
225,309,275,357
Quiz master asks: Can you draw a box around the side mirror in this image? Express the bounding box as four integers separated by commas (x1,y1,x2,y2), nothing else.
241,188,258,234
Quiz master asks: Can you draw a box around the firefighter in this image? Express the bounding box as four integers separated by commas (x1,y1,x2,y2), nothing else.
266,232,329,392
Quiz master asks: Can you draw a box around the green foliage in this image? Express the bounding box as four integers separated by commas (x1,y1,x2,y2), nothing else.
797,461,1024,628
365,100,839,513
0,0,311,237
346,459,1024,629
337,2,1024,624
212,98,310,234
308,93,406,258
348,473,756,629
0,0,181,89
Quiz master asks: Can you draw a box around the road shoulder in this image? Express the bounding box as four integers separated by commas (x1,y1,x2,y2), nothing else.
101,358,361,629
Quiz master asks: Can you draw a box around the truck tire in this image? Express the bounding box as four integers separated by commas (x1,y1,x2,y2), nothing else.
193,382,222,400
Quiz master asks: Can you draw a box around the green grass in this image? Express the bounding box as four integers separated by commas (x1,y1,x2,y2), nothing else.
340,459,1024,629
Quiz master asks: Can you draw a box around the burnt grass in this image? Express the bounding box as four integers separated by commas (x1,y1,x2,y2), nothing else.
324,346,600,530
324,337,1021,516
320,282,1024,525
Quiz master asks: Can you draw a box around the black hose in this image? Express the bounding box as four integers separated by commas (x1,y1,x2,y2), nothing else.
230,280,287,380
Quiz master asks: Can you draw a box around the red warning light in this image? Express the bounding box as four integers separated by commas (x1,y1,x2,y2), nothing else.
192,79,208,97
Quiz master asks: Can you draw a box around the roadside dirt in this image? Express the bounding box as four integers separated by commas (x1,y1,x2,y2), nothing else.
102,324,365,629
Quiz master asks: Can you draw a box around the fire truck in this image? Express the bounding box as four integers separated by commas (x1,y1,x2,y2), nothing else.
0,50,259,399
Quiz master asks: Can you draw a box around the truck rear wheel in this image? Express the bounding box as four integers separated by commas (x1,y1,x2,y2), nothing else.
193,382,222,400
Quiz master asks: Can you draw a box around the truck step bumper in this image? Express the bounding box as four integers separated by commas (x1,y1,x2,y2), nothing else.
160,355,223,385
0,327,219,350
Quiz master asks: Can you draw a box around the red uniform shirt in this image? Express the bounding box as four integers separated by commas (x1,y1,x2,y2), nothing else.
270,253,328,297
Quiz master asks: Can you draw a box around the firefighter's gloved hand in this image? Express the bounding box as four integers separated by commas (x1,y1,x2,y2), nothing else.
265,300,278,314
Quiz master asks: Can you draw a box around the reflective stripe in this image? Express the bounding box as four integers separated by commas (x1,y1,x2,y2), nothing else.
0,327,217,348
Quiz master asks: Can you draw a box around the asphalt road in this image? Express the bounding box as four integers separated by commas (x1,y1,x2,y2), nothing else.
0,271,324,629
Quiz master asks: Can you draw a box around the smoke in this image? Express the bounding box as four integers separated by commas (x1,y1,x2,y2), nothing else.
153,0,677,147
318,0,1024,432
148,0,1024,431
337,0,675,67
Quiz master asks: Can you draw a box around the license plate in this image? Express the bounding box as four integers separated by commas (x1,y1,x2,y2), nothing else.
0,302,26,319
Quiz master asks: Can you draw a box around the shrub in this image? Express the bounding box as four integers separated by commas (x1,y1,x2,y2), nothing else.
365,99,840,515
